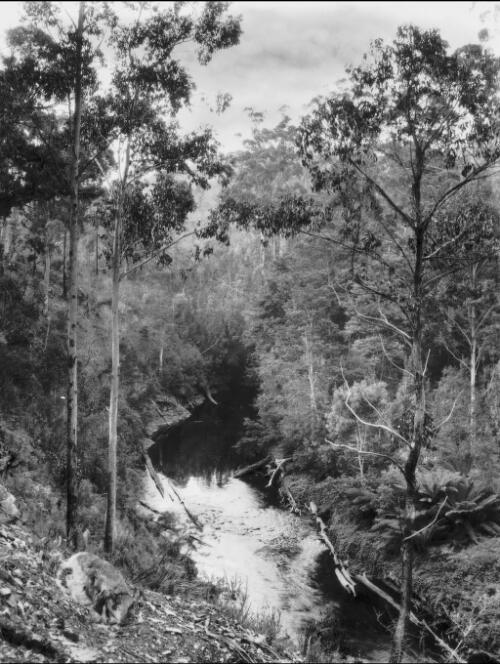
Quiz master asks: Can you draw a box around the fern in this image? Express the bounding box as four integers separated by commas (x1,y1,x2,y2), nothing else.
419,475,500,547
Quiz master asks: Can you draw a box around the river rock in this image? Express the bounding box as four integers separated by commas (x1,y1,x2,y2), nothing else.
57,552,134,624
0,484,19,524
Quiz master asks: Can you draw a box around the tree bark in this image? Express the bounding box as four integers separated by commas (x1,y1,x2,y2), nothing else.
303,327,318,443
104,130,132,553
390,152,426,661
43,234,51,319
467,263,478,472
43,210,51,351
66,1,85,548
95,219,99,276
104,210,121,553
356,425,365,480
233,455,274,478
159,343,164,371
62,228,67,299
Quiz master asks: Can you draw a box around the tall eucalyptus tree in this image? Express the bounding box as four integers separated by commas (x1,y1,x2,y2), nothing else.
97,2,241,552
297,27,500,661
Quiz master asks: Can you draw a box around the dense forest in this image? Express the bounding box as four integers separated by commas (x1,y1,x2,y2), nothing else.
1,3,500,663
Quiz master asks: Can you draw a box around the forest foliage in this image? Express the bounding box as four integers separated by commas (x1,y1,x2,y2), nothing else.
1,5,500,662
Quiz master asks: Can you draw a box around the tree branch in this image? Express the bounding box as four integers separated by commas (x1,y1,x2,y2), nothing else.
425,162,497,224
423,225,469,261
299,229,395,272
403,497,448,541
120,231,194,280
435,392,463,432
326,439,405,474
347,158,414,227
340,366,411,447
378,335,413,377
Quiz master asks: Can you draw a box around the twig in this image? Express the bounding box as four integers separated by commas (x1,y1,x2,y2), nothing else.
266,458,291,488
233,456,273,479
325,439,405,474
434,392,462,431
340,366,411,448
138,500,162,515
403,497,448,541
379,335,413,377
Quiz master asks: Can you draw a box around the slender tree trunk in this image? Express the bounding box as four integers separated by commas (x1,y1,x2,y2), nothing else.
1,214,13,269
390,201,425,662
469,315,477,472
391,504,414,662
356,425,365,480
62,228,67,299
303,328,317,443
467,264,478,472
66,1,85,548
43,226,51,319
159,342,164,371
272,234,281,260
391,329,423,663
43,210,51,351
105,131,131,553
95,220,99,276
104,211,121,553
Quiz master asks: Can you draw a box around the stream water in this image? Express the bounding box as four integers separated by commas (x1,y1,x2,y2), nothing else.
142,403,410,661
143,471,329,642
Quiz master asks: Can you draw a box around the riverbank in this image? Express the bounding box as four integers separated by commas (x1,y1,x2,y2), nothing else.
0,520,299,663
274,468,500,664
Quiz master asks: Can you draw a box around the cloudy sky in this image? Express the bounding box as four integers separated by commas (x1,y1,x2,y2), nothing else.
1,2,497,152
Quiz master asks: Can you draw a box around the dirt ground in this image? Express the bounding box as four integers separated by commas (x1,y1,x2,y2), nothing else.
0,523,296,663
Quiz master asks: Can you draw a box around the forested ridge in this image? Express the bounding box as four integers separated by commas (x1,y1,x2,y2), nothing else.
1,3,500,663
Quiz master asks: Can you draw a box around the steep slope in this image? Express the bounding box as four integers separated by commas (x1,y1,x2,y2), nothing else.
0,523,296,664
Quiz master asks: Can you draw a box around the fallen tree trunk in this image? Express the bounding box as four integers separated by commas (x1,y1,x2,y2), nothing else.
141,439,173,503
310,501,356,596
356,574,465,663
140,439,202,531
266,458,291,488
165,478,203,532
233,455,273,479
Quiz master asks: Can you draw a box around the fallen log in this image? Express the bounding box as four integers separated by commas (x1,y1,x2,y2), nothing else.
355,573,465,663
266,457,291,488
165,478,203,532
200,378,219,406
140,440,202,531
233,455,273,479
310,501,357,596
138,500,162,515
140,439,174,503
280,476,301,514
356,573,418,624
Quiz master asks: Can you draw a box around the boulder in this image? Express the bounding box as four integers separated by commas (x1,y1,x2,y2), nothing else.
57,552,134,624
0,485,19,524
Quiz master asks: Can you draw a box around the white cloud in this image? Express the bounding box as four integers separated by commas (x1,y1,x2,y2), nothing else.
180,1,490,151
1,1,493,153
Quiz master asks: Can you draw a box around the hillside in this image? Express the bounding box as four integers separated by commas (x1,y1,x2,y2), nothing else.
0,521,295,664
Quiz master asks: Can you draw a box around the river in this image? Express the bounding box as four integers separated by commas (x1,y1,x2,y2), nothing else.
142,403,416,661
